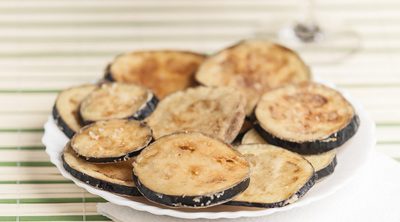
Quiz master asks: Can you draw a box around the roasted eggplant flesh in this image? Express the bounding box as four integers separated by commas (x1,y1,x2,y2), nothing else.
53,84,96,138
63,144,140,196
241,129,337,179
71,119,152,163
227,144,316,208
133,132,250,208
196,40,311,114
255,82,359,154
79,82,156,124
106,50,206,99
146,86,246,143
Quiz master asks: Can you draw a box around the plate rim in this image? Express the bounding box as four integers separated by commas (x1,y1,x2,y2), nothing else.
42,86,376,219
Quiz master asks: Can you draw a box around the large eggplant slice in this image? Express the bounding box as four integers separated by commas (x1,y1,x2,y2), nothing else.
195,40,311,115
242,129,337,180
133,132,250,208
146,86,246,143
52,84,96,138
227,144,316,208
255,82,359,155
62,144,140,196
71,119,152,163
79,83,157,124
105,50,206,99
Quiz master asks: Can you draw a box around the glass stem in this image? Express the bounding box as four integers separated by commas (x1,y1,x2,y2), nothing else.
293,0,322,42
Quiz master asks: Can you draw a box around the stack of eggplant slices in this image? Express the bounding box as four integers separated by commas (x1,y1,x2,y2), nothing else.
53,40,360,209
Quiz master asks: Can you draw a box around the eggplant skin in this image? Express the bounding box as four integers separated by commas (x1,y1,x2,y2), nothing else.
52,105,76,139
62,155,141,196
254,114,360,155
131,95,158,121
316,156,337,180
80,93,158,126
133,174,250,208
77,148,144,164
103,64,114,82
226,173,316,208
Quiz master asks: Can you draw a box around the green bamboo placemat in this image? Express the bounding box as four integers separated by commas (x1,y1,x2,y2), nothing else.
0,0,399,221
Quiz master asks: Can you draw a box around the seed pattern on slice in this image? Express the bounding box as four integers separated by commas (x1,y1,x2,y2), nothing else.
53,84,96,138
227,144,316,208
79,82,157,124
196,40,311,114
241,129,337,179
255,82,359,154
146,86,246,143
105,50,206,98
71,119,152,163
133,132,250,208
63,144,140,196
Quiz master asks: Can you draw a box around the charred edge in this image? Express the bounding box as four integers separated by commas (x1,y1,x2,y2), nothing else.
62,155,141,196
131,95,159,120
52,105,76,139
133,174,250,208
245,113,257,122
76,147,144,164
104,51,206,83
103,64,114,82
232,133,245,146
77,100,91,126
226,172,317,208
254,114,360,155
315,155,337,180
80,94,158,125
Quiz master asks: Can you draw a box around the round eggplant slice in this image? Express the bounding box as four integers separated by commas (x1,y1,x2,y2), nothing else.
62,144,140,196
146,86,246,143
52,84,96,138
133,132,251,208
227,144,316,208
255,82,359,155
79,82,157,124
105,50,206,99
195,40,311,115
71,119,152,163
305,150,337,180
242,129,337,180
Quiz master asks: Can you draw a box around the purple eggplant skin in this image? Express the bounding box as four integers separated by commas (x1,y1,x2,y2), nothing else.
79,94,158,126
52,105,76,139
315,156,337,180
132,173,250,208
62,154,141,196
254,114,360,155
130,95,158,121
75,148,144,164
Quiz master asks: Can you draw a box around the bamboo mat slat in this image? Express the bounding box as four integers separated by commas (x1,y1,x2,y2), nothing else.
0,0,398,221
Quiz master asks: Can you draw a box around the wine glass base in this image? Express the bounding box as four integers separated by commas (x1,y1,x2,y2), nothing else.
254,22,362,65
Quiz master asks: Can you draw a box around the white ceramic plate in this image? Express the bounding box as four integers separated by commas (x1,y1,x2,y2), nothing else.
43,87,376,219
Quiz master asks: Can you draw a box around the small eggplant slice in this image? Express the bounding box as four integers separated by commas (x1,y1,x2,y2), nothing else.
71,119,152,163
105,50,206,99
79,83,157,124
196,40,311,115
304,150,337,180
227,144,316,208
62,144,140,196
255,82,359,155
52,84,96,138
242,129,337,180
133,132,251,208
146,86,246,143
